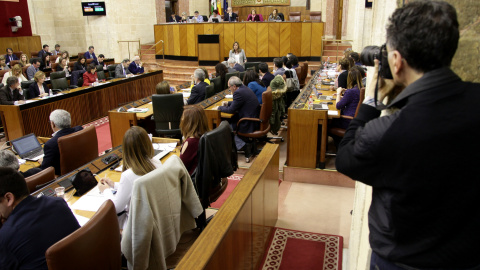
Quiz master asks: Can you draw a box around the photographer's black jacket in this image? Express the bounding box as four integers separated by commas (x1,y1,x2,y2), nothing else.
336,68,480,268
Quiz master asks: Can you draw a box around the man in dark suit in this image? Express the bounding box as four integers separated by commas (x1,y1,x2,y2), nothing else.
259,62,274,87
115,59,133,78
84,46,98,65
224,7,238,22
187,69,208,105
37,44,51,60
128,56,144,74
4,48,18,67
0,167,80,269
39,109,83,175
0,77,25,105
218,76,260,160
26,59,41,80
227,58,244,73
169,12,183,23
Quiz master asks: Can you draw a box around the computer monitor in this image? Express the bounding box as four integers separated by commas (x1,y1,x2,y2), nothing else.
212,18,219,23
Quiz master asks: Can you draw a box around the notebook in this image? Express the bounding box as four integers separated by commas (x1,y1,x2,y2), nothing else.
11,133,44,160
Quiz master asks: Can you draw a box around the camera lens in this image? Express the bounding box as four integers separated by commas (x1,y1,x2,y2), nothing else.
360,46,380,67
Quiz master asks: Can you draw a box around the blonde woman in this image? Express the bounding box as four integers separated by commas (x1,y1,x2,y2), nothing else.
55,51,70,64
19,54,31,67
28,71,50,98
2,64,27,85
98,126,162,228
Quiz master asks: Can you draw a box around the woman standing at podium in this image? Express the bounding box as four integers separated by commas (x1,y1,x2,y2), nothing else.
229,42,247,68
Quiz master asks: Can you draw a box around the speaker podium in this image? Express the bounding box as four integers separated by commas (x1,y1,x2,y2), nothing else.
198,34,220,66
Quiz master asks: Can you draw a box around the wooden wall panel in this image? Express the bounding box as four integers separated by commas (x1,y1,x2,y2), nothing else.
213,24,224,59
268,23,280,57
311,23,324,56
194,24,205,56
223,24,235,59
245,23,258,58
204,24,214,35
172,25,181,56
165,25,174,56
279,23,291,57
234,24,246,54
186,25,196,57
290,23,302,56
154,25,164,55
257,23,269,57
179,26,188,56
301,23,312,57
0,36,41,58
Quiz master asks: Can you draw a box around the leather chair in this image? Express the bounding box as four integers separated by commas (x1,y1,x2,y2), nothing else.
152,93,184,138
50,55,59,63
238,71,246,82
258,14,264,21
0,111,9,142
13,51,22,59
21,66,28,78
328,87,366,138
86,58,94,65
25,166,55,193
77,52,84,59
0,70,8,81
245,62,260,73
96,65,104,72
68,61,75,71
58,125,98,175
9,60,19,67
107,64,117,80
300,62,308,88
97,70,106,81
205,84,215,99
295,66,302,87
21,80,35,99
289,11,301,22
278,12,285,21
224,71,239,89
31,51,38,58
310,11,322,21
210,76,223,94
51,63,58,72
50,71,77,90
237,90,273,162
46,200,121,270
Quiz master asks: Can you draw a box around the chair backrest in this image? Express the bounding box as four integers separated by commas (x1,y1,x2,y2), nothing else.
0,70,8,81
51,63,58,72
295,66,301,80
152,94,184,137
46,200,121,270
244,62,260,73
259,90,273,132
31,51,38,58
289,11,301,22
13,51,22,59
50,55,59,63
309,11,322,21
68,61,75,71
224,71,239,89
0,111,9,142
50,71,69,90
238,71,246,82
77,52,84,59
107,64,117,79
301,62,308,82
21,80,35,98
85,58,93,65
58,126,98,175
258,14,264,21
210,76,223,93
50,70,66,80
9,60,19,67
97,70,106,80
202,15,208,22
278,12,285,21
25,166,55,193
354,87,366,118
205,84,215,99
21,66,28,78
96,65,103,72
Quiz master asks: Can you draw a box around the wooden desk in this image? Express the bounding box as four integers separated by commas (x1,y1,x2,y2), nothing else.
154,22,324,60
287,70,340,169
30,137,180,219
0,71,163,141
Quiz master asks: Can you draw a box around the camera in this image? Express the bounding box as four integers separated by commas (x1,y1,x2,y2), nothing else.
360,44,393,79
9,16,23,32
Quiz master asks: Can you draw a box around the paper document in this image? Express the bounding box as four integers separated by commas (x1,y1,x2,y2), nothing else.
114,165,123,172
181,88,190,92
74,214,90,227
127,108,149,113
328,110,339,116
71,185,109,212
25,100,37,103
152,143,176,152
225,94,233,99
183,93,191,98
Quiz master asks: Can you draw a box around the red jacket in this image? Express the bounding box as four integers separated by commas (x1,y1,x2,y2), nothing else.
83,71,98,86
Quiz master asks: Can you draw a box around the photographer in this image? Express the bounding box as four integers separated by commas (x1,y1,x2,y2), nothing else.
336,1,480,269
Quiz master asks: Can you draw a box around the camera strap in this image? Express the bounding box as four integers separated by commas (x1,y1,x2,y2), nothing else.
373,75,386,110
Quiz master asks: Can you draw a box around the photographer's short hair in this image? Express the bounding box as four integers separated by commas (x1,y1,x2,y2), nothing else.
194,68,205,81
6,76,18,88
0,150,20,171
0,167,29,200
49,109,71,129
273,58,283,69
386,1,459,72
228,76,243,87
258,62,269,73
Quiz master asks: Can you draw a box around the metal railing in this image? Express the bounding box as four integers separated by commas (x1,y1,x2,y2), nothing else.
321,38,353,61
117,40,141,60
144,40,165,64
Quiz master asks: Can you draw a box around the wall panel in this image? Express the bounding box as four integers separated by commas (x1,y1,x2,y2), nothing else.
301,22,312,56
223,24,235,58
290,23,302,56
257,23,269,57
245,23,258,58
268,23,280,57
279,23,291,57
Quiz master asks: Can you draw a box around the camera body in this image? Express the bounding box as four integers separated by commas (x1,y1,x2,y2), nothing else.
360,44,393,79
9,16,23,32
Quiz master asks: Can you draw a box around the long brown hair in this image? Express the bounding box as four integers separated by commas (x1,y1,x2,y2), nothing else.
347,67,364,89
180,105,209,139
122,126,156,175
232,41,241,53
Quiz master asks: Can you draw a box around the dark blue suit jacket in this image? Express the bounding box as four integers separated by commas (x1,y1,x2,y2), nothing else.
169,15,183,22
187,81,208,105
5,54,19,66
0,196,80,270
224,13,238,22
218,85,260,134
28,82,49,98
128,61,144,74
41,126,83,175
84,51,98,65
233,63,245,72
261,72,275,87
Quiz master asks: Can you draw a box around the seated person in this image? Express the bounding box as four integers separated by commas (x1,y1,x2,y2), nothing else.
0,168,80,269
215,63,229,89
284,59,300,91
227,58,244,73
208,10,223,22
37,44,51,60
218,76,260,160
84,46,98,65
39,109,83,175
1,64,27,85
56,57,71,76
39,54,51,71
0,77,25,105
97,54,106,69
98,126,163,229
29,71,50,98
272,57,285,76
193,11,203,23
128,56,144,74
19,54,31,67
268,9,281,21
247,9,261,21
335,57,354,89
187,69,209,105
169,12,183,23
258,62,274,87
155,81,175,94
179,105,210,175
73,56,86,71
189,67,210,89
53,44,61,55
26,59,41,80
5,48,19,67
83,64,98,86
224,7,238,22
115,59,133,78
287,53,299,69
0,150,42,178
0,56,10,71
54,51,69,64
243,70,266,104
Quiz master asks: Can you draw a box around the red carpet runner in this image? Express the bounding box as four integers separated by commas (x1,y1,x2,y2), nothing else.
82,116,112,155
260,228,343,270
210,174,243,209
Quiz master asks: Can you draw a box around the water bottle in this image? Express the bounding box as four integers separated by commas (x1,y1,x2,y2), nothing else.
49,89,53,96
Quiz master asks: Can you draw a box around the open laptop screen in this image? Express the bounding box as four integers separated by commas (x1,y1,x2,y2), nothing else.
11,134,42,157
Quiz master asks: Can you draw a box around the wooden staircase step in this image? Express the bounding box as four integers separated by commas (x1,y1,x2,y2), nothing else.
141,44,154,50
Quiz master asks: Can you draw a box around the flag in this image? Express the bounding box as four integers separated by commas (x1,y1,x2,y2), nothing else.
217,0,222,15
211,0,216,14
224,0,228,15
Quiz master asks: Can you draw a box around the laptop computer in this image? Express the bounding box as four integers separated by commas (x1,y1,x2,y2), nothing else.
11,133,44,160
212,18,219,23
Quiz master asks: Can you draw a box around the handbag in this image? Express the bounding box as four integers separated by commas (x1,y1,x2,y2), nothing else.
70,167,98,196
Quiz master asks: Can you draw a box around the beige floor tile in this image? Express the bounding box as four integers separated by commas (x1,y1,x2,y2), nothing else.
276,182,354,248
